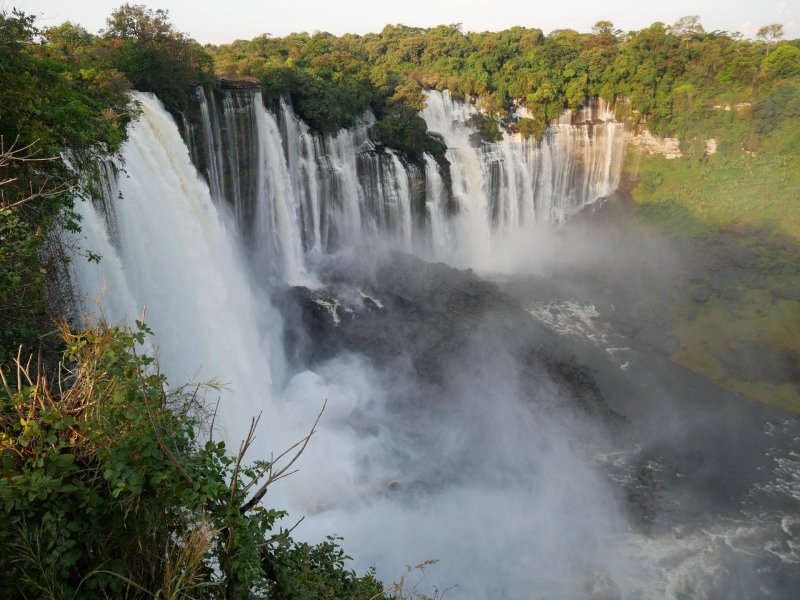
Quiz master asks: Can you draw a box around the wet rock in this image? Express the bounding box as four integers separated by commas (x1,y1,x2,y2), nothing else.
626,464,659,525
584,574,623,600
613,321,637,336
278,252,621,421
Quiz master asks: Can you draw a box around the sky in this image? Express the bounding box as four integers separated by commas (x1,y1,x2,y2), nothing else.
6,0,799,44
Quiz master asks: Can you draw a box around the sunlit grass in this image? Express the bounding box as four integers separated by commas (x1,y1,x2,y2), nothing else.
627,151,800,239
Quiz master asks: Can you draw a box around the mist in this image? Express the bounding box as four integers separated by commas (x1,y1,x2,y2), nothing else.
274,255,629,597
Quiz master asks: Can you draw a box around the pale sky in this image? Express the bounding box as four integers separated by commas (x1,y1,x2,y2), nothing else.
6,0,799,44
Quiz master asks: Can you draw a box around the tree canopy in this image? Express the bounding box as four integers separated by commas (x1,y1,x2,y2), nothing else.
206,16,799,142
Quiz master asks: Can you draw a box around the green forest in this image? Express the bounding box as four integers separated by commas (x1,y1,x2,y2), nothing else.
1,2,799,597
207,17,800,153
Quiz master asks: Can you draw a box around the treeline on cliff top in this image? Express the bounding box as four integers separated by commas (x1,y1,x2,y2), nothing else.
8,3,800,161
207,17,800,143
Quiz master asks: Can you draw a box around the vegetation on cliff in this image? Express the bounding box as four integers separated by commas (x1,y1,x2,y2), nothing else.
622,58,800,412
208,18,799,145
626,151,800,412
1,8,130,368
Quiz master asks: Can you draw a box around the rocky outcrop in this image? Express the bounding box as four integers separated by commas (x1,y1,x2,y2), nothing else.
217,77,260,89
274,252,623,422
627,130,682,159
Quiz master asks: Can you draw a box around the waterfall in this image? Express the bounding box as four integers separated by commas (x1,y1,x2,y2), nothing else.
424,154,450,259
187,87,626,274
69,87,636,599
251,91,309,284
279,98,324,256
70,92,275,445
195,86,226,203
419,91,493,265
420,90,627,266
221,90,257,236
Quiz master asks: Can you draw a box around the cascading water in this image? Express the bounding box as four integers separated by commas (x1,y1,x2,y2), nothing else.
70,92,275,445
420,90,626,267
424,153,450,259
187,87,626,276
195,86,226,204
251,90,309,284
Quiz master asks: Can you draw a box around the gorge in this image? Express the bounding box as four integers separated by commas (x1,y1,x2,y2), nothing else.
65,87,800,599
4,7,800,597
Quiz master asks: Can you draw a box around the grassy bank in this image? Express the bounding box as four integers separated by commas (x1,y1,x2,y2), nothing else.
626,151,800,238
625,147,800,413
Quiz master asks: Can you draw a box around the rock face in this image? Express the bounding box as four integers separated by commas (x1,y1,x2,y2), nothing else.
627,130,682,159
274,252,621,422
627,130,720,160
217,77,260,90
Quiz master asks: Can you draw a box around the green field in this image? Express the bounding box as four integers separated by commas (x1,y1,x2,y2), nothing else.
627,147,800,412
627,151,800,238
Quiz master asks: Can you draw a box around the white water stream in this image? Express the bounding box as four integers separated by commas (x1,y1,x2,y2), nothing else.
70,93,275,446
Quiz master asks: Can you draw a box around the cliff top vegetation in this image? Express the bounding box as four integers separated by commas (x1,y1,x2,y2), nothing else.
207,18,800,141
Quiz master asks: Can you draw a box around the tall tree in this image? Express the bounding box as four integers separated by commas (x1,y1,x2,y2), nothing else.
102,3,212,112
757,23,785,51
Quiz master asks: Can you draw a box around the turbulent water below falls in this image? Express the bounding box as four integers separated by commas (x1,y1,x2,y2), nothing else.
69,91,800,599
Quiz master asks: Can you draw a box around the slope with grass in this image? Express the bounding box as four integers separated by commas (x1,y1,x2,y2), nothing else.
625,81,800,412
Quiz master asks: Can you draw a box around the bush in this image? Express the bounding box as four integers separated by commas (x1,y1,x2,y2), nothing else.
103,5,214,114
374,110,446,162
753,82,800,135
509,117,547,141
761,45,800,80
0,321,387,599
640,169,663,193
